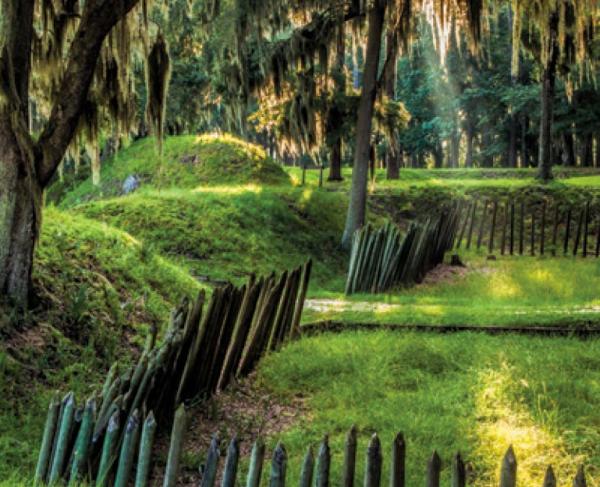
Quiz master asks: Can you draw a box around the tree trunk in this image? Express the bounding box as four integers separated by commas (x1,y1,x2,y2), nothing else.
433,143,443,168
508,113,518,167
387,146,401,179
328,23,346,182
450,132,460,168
383,30,400,180
482,131,494,168
0,130,42,304
520,115,529,168
0,0,141,303
562,131,576,166
411,152,418,168
329,140,344,181
596,134,600,168
341,1,386,249
465,124,474,168
580,133,593,167
537,12,559,181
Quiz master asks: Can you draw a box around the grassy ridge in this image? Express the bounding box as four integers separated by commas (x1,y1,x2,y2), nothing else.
75,186,351,288
257,331,600,486
57,134,290,207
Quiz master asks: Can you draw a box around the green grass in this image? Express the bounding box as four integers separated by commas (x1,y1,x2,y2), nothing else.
257,331,600,486
304,252,600,327
74,186,351,288
0,208,201,480
8,135,600,482
58,134,290,207
288,166,600,190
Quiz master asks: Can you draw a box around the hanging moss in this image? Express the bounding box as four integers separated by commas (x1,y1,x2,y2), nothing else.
145,33,171,154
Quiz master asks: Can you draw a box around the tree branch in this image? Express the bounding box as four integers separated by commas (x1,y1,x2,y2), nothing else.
36,0,141,187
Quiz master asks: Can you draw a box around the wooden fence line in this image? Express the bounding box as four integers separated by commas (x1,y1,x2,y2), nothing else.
346,205,461,295
454,198,600,258
34,263,312,487
39,423,593,487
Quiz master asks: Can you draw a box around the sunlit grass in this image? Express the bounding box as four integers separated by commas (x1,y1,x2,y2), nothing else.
286,166,600,193
191,183,264,194
305,253,600,327
257,332,600,486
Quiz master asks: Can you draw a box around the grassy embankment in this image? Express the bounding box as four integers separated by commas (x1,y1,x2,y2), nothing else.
65,141,600,329
4,134,600,482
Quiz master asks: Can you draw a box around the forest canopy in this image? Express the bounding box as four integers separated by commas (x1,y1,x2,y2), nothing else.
0,0,598,303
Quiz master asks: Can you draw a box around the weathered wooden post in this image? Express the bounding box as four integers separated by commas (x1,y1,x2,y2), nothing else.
530,206,536,256
114,410,140,487
135,412,157,487
456,201,472,249
452,453,466,487
551,204,559,256
247,439,266,487
466,201,478,250
488,201,498,254
573,208,584,256
596,218,600,257
390,433,405,487
200,435,221,487
500,202,508,255
510,202,515,255
316,436,331,487
34,394,60,485
426,451,441,487
270,442,287,487
364,434,382,487
564,208,572,255
48,392,76,485
97,411,120,487
519,201,525,255
540,200,546,255
163,405,187,487
499,446,516,487
343,426,358,487
69,397,96,485
477,200,489,250
583,201,590,257
542,466,556,487
222,437,240,487
573,465,587,487
299,446,315,487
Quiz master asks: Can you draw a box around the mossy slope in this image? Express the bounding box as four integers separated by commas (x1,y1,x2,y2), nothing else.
0,208,200,479
59,133,290,207
76,187,349,288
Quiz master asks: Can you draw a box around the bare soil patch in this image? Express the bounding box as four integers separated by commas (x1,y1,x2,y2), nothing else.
151,372,308,485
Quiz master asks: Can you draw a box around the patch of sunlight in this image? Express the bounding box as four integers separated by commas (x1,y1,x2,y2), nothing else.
306,299,397,314
290,173,301,186
405,304,445,317
192,183,263,195
302,188,313,202
526,266,569,297
487,272,520,299
473,363,585,486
